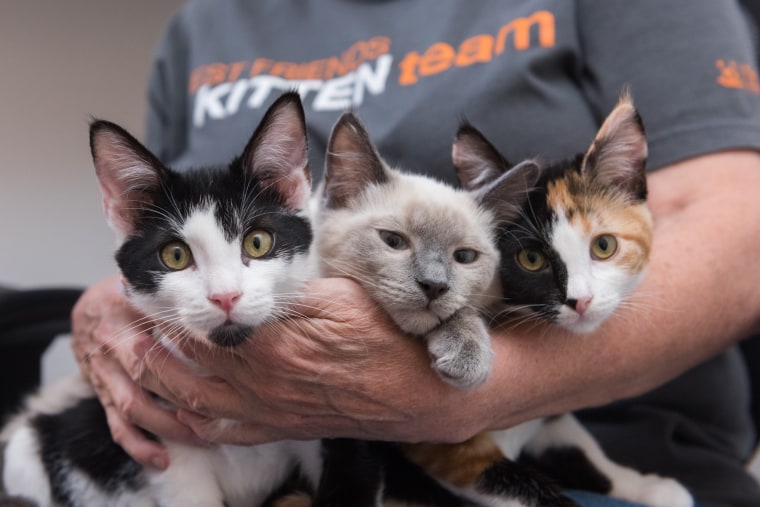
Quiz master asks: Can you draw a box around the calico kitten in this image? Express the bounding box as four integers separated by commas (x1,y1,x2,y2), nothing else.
0,93,322,507
313,111,501,390
454,94,652,335
425,93,693,507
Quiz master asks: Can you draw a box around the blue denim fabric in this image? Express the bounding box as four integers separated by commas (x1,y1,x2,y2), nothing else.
565,491,645,507
566,491,708,507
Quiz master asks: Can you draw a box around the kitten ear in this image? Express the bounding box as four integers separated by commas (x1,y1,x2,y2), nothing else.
323,111,390,209
582,91,648,200
452,121,511,191
479,160,540,225
241,91,311,211
90,120,167,240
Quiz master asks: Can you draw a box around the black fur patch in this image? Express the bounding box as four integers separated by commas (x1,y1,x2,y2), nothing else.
0,496,37,507
32,397,143,506
313,440,480,507
312,439,385,507
519,445,613,494
209,323,254,348
115,164,312,295
478,456,580,507
493,159,574,321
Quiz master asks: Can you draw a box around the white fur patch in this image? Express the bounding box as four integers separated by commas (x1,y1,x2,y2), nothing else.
550,208,642,333
149,440,322,507
129,205,313,344
3,426,53,505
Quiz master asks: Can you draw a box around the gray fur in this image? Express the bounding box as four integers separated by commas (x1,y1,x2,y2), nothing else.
315,112,500,388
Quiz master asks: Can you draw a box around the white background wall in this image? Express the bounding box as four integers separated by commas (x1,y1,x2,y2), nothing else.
0,1,185,289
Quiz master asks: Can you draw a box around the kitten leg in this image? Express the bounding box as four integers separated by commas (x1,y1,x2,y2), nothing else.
311,439,383,507
425,307,494,389
476,456,581,507
523,414,694,507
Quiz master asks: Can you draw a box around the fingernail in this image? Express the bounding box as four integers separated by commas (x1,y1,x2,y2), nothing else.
193,436,213,448
151,456,168,470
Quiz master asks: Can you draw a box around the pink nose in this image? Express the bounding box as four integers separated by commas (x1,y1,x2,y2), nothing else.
567,296,592,316
209,292,241,314
574,297,592,316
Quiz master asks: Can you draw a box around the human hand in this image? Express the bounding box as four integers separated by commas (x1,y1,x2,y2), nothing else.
71,273,200,469
138,277,483,446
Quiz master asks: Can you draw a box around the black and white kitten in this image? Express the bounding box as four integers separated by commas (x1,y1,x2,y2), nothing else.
0,93,321,507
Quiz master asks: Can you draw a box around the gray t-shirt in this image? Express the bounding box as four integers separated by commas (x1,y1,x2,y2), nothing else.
145,1,760,505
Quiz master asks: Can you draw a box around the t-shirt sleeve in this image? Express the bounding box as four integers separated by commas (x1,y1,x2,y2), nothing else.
145,9,191,166
577,0,760,170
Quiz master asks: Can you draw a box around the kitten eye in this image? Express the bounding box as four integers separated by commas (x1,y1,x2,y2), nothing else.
454,249,478,264
591,234,618,260
160,242,192,270
244,229,274,258
517,248,546,272
379,230,408,250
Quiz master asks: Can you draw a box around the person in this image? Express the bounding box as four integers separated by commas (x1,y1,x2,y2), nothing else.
71,1,760,506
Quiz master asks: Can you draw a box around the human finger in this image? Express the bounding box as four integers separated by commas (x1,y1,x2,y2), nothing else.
103,401,170,470
70,274,122,376
176,409,335,446
139,340,246,419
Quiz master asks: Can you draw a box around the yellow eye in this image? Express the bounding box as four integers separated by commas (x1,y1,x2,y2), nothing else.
591,234,618,260
244,229,274,258
160,242,192,270
517,248,546,272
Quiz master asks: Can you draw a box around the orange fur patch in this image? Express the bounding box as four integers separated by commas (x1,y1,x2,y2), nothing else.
547,173,652,275
269,492,312,507
400,434,504,489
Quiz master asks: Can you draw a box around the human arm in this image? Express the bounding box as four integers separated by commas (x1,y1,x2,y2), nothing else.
134,150,760,445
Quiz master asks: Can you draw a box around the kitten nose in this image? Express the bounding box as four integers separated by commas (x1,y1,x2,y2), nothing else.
566,297,592,316
209,292,241,314
418,279,450,301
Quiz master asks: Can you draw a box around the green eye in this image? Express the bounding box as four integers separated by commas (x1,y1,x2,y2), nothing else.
591,234,618,260
160,242,192,270
244,229,274,258
379,230,408,250
517,248,546,272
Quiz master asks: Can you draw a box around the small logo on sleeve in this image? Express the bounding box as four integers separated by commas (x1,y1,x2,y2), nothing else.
716,59,760,94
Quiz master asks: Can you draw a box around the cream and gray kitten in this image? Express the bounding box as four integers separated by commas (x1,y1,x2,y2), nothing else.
313,111,501,389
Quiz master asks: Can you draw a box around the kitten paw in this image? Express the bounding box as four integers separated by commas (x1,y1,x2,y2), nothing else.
614,475,693,507
426,320,493,389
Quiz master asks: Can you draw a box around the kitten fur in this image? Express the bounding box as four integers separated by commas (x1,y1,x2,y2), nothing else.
0,93,322,507
304,111,588,507
313,111,501,390
285,95,694,507
455,92,651,334
430,93,693,507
